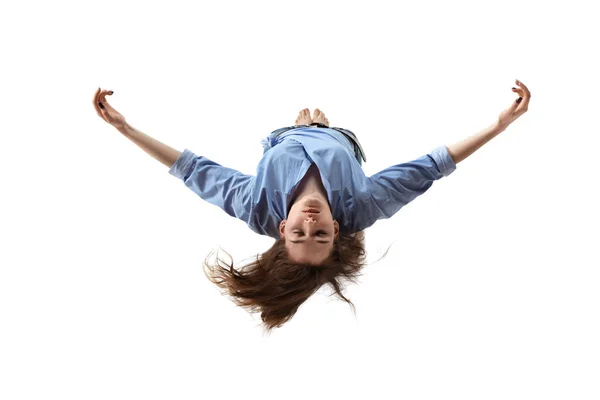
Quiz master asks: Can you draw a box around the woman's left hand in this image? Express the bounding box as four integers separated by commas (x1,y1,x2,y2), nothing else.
94,88,127,130
498,79,531,129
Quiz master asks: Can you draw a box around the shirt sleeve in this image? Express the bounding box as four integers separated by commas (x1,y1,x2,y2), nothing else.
366,145,456,221
168,149,254,223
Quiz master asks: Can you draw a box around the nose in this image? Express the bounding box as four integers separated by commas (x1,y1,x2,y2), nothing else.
304,213,317,221
303,216,317,235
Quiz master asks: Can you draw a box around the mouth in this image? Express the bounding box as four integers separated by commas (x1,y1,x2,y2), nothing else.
303,209,320,214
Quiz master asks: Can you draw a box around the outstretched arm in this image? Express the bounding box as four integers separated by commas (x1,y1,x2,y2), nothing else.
117,122,182,168
446,121,505,165
94,88,254,227
361,80,530,230
446,79,531,164
93,88,182,168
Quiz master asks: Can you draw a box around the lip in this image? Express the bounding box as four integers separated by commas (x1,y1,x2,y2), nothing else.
303,209,320,214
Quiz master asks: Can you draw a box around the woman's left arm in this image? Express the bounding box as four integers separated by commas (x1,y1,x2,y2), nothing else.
446,79,531,164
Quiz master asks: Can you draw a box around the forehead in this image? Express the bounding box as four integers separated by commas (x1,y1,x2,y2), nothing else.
286,241,331,254
286,248,329,264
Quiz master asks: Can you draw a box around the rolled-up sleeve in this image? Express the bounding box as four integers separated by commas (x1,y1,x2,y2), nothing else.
168,149,198,180
366,145,456,220
169,149,254,223
429,145,457,177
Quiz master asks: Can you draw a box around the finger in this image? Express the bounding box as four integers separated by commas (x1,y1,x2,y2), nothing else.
510,85,530,115
512,87,525,97
94,87,104,111
95,89,112,107
99,89,113,104
93,87,101,106
99,91,119,114
93,88,108,122
517,95,529,114
513,95,529,116
515,81,531,111
95,88,117,122
515,79,530,96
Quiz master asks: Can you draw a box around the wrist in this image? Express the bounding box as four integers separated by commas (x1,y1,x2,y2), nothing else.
495,119,509,133
116,121,133,136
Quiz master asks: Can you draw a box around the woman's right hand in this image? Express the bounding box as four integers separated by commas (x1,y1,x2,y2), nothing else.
93,88,127,130
497,79,531,130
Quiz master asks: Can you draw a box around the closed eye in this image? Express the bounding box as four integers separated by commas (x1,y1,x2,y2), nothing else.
295,231,326,236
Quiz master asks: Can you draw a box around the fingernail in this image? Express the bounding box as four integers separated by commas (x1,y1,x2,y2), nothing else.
516,97,522,104
109,91,114,94
98,102,105,109
512,87,516,89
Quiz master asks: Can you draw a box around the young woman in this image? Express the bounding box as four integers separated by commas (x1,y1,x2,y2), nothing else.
93,80,531,331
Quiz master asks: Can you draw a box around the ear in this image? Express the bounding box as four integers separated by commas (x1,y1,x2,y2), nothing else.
333,220,340,238
279,220,286,238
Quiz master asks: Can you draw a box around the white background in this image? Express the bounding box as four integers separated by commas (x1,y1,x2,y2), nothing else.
1,0,599,399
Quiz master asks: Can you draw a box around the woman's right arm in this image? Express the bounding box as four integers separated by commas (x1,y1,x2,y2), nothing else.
447,79,531,164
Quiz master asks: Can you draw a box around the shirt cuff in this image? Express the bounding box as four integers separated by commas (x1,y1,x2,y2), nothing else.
168,149,197,180
430,145,457,177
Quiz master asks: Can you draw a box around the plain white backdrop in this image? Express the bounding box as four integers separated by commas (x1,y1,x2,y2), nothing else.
1,0,599,398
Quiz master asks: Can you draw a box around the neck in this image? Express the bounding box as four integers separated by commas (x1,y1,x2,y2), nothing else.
288,165,330,214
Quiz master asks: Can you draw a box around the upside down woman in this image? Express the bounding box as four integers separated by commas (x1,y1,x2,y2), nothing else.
93,80,531,332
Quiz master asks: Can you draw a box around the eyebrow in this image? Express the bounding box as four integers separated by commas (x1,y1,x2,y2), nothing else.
290,240,330,244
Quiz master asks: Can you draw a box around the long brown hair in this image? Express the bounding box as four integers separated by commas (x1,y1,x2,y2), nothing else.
203,231,368,333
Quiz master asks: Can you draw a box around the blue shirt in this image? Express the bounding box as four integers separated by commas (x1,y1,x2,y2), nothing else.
168,126,457,239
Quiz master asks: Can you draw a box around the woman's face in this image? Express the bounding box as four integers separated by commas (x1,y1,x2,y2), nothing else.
279,196,339,265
